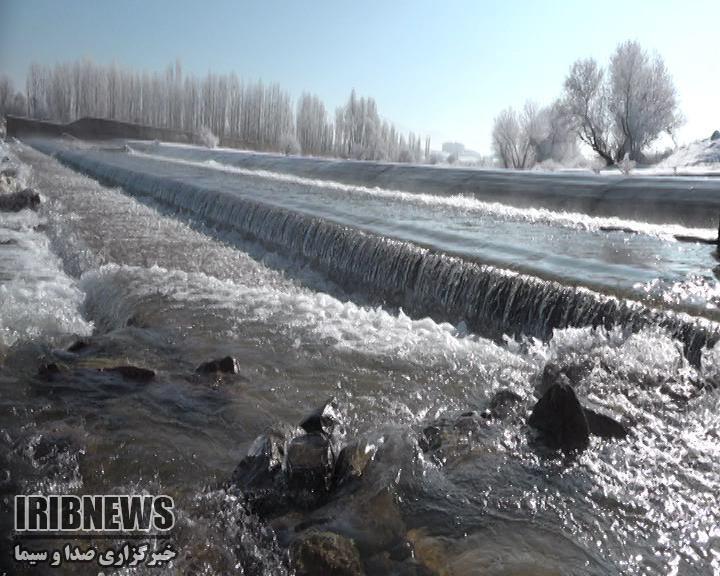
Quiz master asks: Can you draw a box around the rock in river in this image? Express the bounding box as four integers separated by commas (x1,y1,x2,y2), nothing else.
195,355,240,374
286,433,335,495
584,408,628,440
0,188,41,212
528,381,589,451
67,339,91,353
487,388,523,419
231,431,285,490
299,397,341,435
290,530,364,576
333,441,376,489
100,365,156,382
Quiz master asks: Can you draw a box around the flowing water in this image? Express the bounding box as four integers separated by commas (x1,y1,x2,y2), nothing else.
1,138,719,575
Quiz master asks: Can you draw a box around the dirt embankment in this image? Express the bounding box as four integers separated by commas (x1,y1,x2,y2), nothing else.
5,115,195,144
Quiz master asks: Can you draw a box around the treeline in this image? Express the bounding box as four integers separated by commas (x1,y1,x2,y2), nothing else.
8,59,430,162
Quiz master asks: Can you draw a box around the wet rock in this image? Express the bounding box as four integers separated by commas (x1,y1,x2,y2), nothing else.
660,377,704,402
231,431,285,490
536,363,563,398
0,188,41,212
325,487,407,556
487,389,523,419
32,434,74,461
38,362,62,379
528,382,589,451
418,412,489,454
286,433,334,494
418,425,442,453
195,356,239,374
290,530,364,576
0,238,17,245
405,529,452,576
333,441,376,488
0,167,17,178
300,397,341,435
711,130,720,141
67,339,90,353
100,365,155,382
231,430,290,517
536,361,594,398
584,409,628,440
452,411,486,436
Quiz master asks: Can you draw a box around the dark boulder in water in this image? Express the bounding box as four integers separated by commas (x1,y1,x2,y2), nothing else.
711,130,720,141
0,167,17,178
290,530,364,576
38,362,62,379
528,382,590,451
195,355,239,374
418,424,442,453
286,433,335,495
333,441,375,489
418,411,491,461
67,339,90,353
100,365,155,382
584,408,628,440
231,431,285,490
0,188,41,212
230,430,291,518
32,433,75,462
536,361,593,398
487,388,523,419
300,397,341,435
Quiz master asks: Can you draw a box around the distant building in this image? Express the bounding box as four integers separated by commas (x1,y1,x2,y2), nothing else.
442,142,465,155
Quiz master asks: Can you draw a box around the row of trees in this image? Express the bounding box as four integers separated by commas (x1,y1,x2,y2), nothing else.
8,59,430,162
492,41,682,168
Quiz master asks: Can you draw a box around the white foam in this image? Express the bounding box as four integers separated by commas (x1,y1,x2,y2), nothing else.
0,143,92,348
80,262,528,372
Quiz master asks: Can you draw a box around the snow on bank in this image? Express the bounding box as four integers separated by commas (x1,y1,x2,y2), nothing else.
658,135,720,170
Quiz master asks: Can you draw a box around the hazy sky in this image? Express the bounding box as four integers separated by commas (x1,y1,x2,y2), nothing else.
1,0,718,153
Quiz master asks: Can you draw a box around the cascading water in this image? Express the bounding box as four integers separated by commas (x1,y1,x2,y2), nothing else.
36,142,720,364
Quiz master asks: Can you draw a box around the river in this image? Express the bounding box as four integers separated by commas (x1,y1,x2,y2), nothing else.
1,138,719,575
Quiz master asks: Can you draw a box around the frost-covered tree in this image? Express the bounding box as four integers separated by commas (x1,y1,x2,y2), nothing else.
528,100,578,164
334,89,428,162
0,75,25,116
609,41,680,161
492,104,536,169
296,93,333,156
562,41,681,164
562,58,614,165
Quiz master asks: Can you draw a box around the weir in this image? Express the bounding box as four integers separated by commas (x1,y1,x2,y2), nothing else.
130,141,720,228
36,143,720,365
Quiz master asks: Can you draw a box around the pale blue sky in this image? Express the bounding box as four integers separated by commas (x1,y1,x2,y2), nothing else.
1,0,718,153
